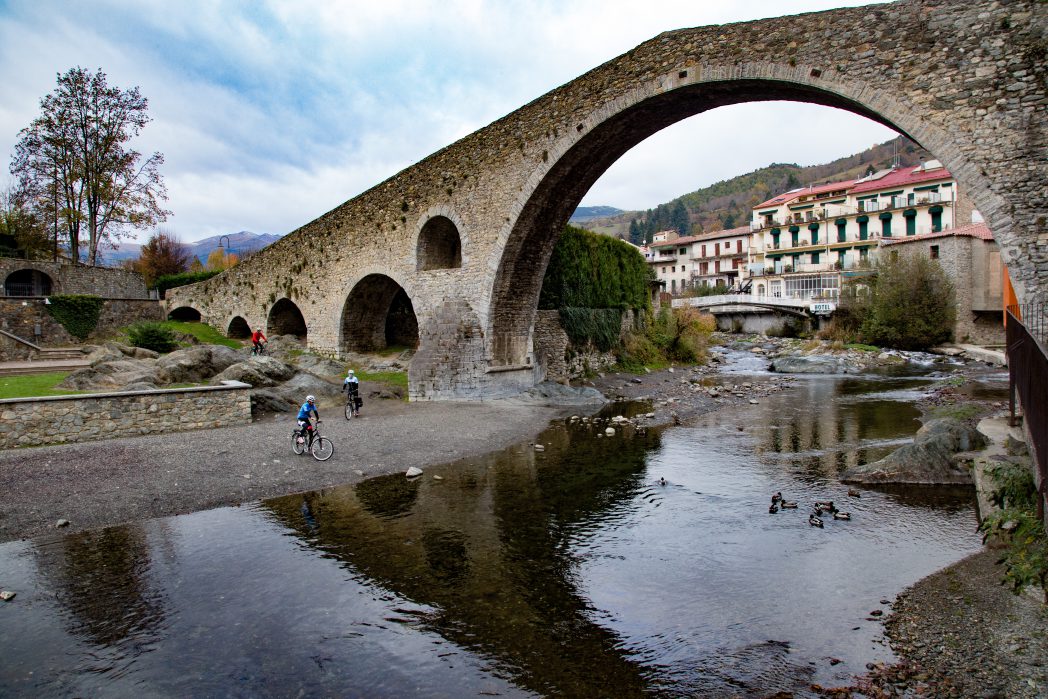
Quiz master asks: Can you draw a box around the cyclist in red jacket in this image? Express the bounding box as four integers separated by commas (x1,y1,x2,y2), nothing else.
251,328,267,355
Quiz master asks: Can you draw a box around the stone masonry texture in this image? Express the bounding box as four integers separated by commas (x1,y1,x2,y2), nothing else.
0,259,148,299
0,383,252,449
166,0,1048,399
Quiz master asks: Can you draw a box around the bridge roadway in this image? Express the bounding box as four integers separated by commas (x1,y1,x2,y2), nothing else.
163,1,1046,400
672,294,812,316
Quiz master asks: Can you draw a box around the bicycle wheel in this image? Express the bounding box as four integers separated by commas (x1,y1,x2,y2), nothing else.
311,436,333,461
345,403,354,420
291,431,306,455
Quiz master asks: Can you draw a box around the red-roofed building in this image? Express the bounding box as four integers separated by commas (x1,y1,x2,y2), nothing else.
646,226,750,294
745,160,980,302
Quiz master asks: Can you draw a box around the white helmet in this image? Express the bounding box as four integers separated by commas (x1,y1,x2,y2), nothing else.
306,395,315,402
347,369,355,376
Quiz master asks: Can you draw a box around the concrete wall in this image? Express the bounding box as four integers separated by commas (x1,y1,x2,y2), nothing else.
0,297,164,358
0,382,252,449
166,0,1047,400
0,260,148,299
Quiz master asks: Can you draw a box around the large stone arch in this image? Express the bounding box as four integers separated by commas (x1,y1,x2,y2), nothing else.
227,315,251,339
487,71,1012,367
268,298,307,339
339,274,419,353
168,306,202,322
158,1,1046,400
3,267,55,297
415,207,466,271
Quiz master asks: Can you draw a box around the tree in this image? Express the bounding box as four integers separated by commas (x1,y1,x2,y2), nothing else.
205,248,238,271
135,230,190,286
0,185,52,259
10,67,170,265
860,252,956,350
671,201,690,236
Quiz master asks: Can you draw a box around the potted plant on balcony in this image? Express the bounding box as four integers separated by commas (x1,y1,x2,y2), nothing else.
783,264,794,274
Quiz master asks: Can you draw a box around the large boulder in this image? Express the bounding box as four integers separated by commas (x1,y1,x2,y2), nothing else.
841,418,989,485
249,389,298,415
156,345,241,384
769,355,861,375
60,358,162,390
210,356,296,387
295,354,347,380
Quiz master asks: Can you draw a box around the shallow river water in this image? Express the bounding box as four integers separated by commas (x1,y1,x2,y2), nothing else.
0,355,1006,697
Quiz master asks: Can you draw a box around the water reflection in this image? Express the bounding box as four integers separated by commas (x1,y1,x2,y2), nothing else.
0,364,986,698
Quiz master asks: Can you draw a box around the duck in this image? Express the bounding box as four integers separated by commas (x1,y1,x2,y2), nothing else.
833,511,851,521
658,477,667,486
814,501,837,515
771,491,783,505
808,514,824,528
848,489,862,498
779,500,798,509
769,504,779,514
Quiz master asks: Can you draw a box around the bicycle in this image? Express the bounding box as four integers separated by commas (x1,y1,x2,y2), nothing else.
344,391,362,420
251,341,267,357
290,419,334,461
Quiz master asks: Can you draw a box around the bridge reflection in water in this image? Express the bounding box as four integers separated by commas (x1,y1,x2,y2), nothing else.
0,367,995,697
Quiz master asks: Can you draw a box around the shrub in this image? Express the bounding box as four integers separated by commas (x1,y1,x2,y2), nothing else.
978,461,1047,603
45,294,104,340
558,307,623,352
860,252,956,350
127,322,178,353
539,225,649,311
154,269,222,298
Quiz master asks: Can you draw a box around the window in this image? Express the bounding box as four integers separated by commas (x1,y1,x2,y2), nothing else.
859,220,868,240
679,248,686,255
714,243,720,255
700,262,708,274
737,240,742,253
791,231,799,246
930,245,940,259
681,265,686,273
701,244,706,257
671,266,676,273
811,252,820,265
837,222,847,242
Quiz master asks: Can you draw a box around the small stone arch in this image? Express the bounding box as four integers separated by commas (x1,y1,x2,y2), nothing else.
416,214,462,271
168,306,202,322
4,268,53,297
227,316,251,339
268,298,307,339
340,274,418,352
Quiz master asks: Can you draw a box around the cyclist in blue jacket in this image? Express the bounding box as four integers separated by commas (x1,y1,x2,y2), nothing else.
296,395,319,447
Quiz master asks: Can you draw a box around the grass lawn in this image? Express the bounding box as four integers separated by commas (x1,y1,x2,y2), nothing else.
0,371,80,399
160,321,243,348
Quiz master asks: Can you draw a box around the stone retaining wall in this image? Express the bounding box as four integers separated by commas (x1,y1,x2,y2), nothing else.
534,309,636,381
0,259,148,298
0,382,252,449
0,298,163,359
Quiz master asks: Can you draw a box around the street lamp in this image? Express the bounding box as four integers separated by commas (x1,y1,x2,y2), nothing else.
216,235,235,263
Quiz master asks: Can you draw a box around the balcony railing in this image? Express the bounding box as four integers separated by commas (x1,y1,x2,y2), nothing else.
751,191,956,230
1007,304,1048,523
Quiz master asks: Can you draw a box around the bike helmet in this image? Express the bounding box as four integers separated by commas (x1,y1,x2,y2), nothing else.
347,369,355,375
306,395,315,403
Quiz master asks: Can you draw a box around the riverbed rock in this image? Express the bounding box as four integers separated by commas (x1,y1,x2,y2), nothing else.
405,467,423,478
508,381,608,406
156,345,241,384
769,355,861,375
60,358,162,390
842,418,989,485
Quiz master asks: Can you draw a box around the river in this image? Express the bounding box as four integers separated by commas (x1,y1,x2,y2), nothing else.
0,351,1006,697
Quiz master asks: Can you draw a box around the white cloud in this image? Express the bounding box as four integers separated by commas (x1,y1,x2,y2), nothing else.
0,0,896,243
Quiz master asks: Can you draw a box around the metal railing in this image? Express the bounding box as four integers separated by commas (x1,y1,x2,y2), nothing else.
1007,304,1048,522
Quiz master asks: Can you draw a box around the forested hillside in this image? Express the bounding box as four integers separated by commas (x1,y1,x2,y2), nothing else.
581,136,931,244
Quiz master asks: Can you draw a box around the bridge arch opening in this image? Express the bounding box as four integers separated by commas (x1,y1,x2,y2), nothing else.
227,316,251,339
4,268,53,297
340,274,418,352
488,77,998,367
268,298,307,339
168,306,201,322
416,216,462,271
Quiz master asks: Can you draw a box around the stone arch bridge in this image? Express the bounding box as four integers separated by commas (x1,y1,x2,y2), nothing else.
167,0,1047,400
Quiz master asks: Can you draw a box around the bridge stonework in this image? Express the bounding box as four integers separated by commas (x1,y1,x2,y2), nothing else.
167,0,1047,400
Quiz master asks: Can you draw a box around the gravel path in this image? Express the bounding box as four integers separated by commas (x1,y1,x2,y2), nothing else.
0,397,571,543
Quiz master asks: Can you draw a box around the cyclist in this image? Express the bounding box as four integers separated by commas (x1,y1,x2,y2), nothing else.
342,369,361,417
295,395,320,448
251,328,267,355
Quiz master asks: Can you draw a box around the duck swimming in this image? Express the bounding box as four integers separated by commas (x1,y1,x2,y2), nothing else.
771,492,783,505
833,511,851,521
659,477,667,486
847,489,861,498
769,504,779,514
808,514,824,528
779,500,798,509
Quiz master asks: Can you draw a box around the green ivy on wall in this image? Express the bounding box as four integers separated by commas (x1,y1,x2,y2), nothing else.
539,225,650,312
45,294,105,340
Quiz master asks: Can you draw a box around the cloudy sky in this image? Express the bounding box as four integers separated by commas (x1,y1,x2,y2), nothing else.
0,0,897,244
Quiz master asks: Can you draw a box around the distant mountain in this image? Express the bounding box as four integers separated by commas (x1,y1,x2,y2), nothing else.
98,230,284,266
570,206,624,222
578,136,931,243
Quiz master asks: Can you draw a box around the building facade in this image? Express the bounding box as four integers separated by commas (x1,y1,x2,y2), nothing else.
646,226,751,295
746,161,976,301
